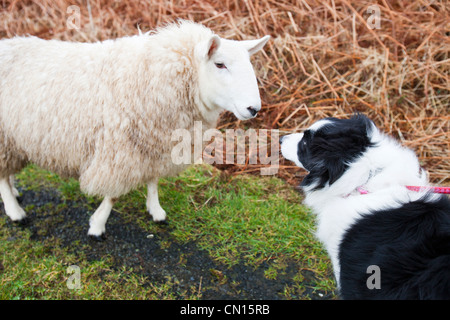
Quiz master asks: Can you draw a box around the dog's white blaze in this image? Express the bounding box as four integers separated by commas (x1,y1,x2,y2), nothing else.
280,133,304,168
307,119,333,132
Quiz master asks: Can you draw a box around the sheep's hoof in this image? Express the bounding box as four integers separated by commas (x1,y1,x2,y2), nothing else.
13,217,29,226
88,233,107,242
153,219,169,226
16,195,24,204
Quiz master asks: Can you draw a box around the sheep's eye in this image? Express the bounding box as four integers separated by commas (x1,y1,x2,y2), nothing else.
215,62,226,69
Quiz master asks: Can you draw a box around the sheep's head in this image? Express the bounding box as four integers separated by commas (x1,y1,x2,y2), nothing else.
195,34,270,121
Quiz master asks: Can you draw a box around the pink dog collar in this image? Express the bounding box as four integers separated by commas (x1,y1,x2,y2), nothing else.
349,185,450,197
406,186,450,194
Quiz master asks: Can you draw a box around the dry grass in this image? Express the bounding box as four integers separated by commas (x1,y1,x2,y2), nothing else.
1,0,448,185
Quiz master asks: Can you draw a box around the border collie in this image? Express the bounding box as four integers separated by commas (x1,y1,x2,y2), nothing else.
280,114,450,299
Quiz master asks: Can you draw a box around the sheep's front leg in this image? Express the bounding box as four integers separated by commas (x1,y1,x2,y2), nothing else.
0,177,26,221
9,175,19,198
88,196,114,240
147,179,166,222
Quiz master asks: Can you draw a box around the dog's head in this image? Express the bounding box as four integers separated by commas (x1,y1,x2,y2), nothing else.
280,114,376,190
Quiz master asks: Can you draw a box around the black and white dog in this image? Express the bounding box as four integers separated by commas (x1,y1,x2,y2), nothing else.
280,114,450,299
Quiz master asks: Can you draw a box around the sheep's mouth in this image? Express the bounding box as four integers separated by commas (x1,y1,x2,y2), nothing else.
232,105,254,121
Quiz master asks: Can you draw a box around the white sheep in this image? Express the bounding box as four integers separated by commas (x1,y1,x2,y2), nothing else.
0,20,270,239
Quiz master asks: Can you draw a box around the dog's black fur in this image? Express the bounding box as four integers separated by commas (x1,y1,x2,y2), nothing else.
340,195,450,299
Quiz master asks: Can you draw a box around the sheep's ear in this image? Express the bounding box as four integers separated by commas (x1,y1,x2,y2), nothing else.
195,35,221,60
241,35,270,56
206,35,220,59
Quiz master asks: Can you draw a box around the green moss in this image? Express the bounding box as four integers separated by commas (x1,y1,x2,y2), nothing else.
1,164,336,299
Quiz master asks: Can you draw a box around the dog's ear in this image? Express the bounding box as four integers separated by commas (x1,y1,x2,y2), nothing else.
300,160,347,190
351,113,376,137
327,159,347,185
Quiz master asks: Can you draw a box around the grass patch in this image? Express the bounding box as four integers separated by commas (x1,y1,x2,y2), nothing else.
160,167,325,268
2,164,336,299
0,222,165,299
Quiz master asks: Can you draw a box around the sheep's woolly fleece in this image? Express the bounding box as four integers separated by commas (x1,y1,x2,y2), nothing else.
0,21,218,198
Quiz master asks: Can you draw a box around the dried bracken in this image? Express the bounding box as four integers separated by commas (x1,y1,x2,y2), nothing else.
1,0,448,185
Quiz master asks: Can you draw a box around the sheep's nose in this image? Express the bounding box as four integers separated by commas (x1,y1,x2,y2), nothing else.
247,106,258,117
279,136,286,144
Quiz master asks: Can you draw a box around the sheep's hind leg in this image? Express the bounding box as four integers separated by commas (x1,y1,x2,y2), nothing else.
88,196,114,240
0,177,26,222
147,179,167,223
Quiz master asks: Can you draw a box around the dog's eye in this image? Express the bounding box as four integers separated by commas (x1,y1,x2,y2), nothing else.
215,62,227,69
298,139,307,151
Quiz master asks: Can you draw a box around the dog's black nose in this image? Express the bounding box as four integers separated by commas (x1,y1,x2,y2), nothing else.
279,136,286,144
247,106,258,117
